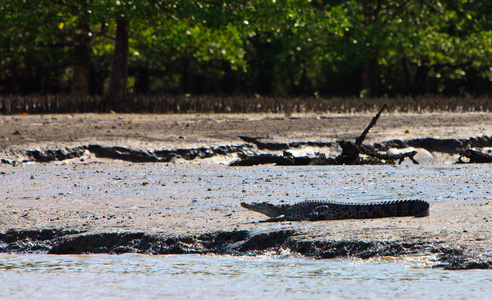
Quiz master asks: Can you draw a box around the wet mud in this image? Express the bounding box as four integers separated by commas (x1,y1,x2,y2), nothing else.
1,144,249,165
1,135,491,165
1,228,490,270
1,160,491,270
1,112,491,270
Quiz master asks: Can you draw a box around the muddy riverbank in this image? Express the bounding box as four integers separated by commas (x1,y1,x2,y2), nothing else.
1,112,491,165
1,112,491,270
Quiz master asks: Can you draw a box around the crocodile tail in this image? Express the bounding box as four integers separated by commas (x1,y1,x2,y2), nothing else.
412,200,430,217
323,199,430,220
364,199,430,218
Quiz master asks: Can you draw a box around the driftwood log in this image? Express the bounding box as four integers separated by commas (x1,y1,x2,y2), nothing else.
458,148,492,164
230,104,419,166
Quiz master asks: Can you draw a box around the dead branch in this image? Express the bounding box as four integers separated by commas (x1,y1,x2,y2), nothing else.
360,145,418,164
356,103,387,146
458,148,492,164
229,103,420,166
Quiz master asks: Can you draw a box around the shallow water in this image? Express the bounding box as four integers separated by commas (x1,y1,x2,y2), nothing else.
1,254,491,299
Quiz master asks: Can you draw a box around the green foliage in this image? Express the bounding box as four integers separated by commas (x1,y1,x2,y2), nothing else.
0,0,490,96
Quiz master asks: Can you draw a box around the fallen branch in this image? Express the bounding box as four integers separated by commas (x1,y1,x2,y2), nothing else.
458,148,492,164
230,103,419,166
360,145,419,164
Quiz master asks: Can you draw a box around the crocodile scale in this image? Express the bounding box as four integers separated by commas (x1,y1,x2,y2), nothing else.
241,199,430,222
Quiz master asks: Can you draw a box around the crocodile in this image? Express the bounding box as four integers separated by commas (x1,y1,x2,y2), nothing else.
241,199,430,222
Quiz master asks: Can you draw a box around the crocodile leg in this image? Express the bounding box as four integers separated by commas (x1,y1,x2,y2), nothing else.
258,216,287,222
309,205,336,221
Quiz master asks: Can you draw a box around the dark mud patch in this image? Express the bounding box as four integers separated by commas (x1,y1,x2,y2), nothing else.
380,135,492,154
1,136,491,165
1,229,490,270
0,228,86,253
239,135,334,150
0,144,252,165
86,144,248,163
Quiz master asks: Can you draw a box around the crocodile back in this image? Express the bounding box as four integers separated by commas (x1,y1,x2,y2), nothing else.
287,199,430,220
286,201,328,220
321,199,429,220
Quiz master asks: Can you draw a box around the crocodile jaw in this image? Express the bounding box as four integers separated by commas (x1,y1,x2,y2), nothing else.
240,202,289,218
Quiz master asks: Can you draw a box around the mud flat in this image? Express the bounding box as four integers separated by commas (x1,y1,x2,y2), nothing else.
1,112,491,269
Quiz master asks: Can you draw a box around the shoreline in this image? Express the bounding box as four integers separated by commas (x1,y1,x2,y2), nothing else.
2,227,490,270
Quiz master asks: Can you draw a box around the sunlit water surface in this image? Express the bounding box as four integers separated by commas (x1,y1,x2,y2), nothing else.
1,254,490,299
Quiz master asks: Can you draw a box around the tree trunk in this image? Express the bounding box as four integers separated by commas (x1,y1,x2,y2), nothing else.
135,67,150,94
105,18,130,112
362,56,379,97
71,16,91,97
413,64,430,96
71,43,91,97
250,35,276,95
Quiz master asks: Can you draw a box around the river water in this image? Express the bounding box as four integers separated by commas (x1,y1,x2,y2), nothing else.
1,253,491,299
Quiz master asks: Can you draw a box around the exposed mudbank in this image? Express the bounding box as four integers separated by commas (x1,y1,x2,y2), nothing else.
0,144,253,165
1,113,491,271
1,136,491,165
1,228,490,270
381,136,492,154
